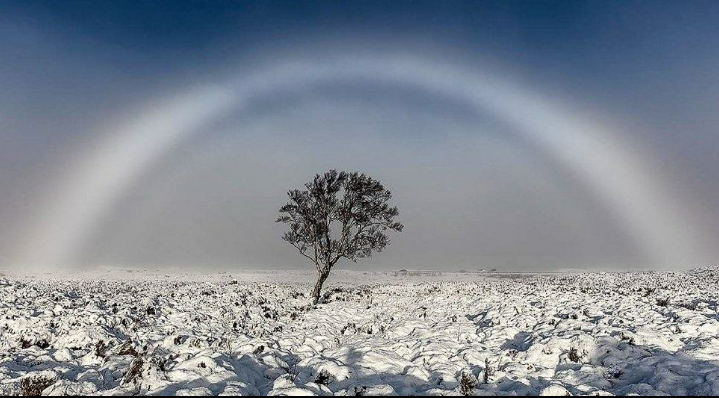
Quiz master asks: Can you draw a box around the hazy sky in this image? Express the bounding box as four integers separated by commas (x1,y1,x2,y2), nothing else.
1,1,718,271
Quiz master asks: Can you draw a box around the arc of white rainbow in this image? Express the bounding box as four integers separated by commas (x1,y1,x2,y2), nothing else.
16,56,698,269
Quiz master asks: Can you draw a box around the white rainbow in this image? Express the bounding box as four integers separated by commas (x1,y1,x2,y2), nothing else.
15,56,699,269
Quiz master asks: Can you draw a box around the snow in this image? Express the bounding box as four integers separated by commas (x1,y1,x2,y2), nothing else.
1,268,719,395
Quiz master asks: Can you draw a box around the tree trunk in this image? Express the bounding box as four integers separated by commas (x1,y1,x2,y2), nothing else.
312,270,330,305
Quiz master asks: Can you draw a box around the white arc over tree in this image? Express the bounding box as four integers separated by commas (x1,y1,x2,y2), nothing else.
16,56,700,269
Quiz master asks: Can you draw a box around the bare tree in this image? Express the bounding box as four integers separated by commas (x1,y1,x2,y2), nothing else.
277,170,403,305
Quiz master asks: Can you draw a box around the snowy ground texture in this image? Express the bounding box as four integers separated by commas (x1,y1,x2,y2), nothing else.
2,268,719,396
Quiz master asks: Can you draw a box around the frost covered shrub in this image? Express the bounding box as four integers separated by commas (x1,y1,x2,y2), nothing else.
123,358,144,385
460,371,477,396
483,358,492,384
118,342,140,358
322,287,373,304
568,347,580,363
95,340,110,358
20,375,56,396
314,370,332,385
656,297,670,307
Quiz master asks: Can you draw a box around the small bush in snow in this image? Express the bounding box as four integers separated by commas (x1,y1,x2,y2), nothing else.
314,370,332,385
122,358,144,385
483,358,492,384
568,347,580,363
460,371,477,396
21,375,56,396
656,297,670,307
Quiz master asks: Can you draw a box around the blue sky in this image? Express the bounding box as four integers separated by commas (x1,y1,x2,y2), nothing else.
1,1,718,270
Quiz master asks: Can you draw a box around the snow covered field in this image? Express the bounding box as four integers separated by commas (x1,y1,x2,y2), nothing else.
2,268,719,396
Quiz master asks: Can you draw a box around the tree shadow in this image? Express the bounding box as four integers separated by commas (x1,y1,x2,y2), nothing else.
285,346,452,396
499,332,534,352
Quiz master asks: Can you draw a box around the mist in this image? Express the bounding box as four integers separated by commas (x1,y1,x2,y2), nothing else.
2,1,719,272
